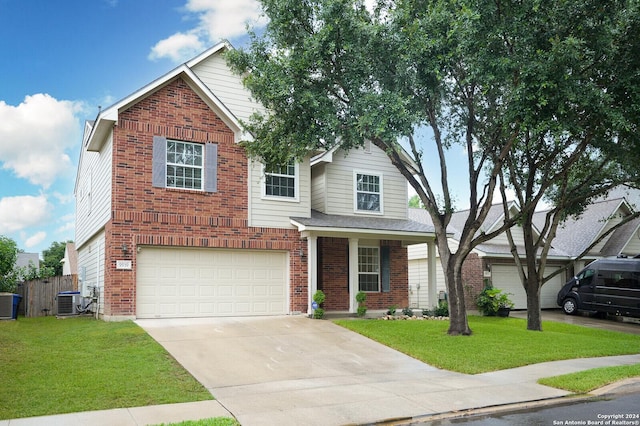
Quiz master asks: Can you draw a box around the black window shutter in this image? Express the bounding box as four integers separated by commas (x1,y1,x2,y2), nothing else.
152,136,166,188
381,246,391,293
204,143,218,192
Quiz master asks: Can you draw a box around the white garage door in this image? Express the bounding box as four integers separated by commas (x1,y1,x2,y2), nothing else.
491,265,565,310
136,247,288,318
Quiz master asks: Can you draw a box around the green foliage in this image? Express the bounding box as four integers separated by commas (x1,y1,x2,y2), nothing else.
0,317,212,420
408,194,425,208
386,305,397,315
0,236,18,292
428,301,449,317
476,287,514,316
42,240,71,277
402,307,414,316
313,290,326,319
334,316,640,374
356,291,367,317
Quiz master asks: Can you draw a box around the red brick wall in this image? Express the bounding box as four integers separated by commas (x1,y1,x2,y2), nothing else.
317,238,408,312
103,77,308,317
461,252,485,310
318,238,349,310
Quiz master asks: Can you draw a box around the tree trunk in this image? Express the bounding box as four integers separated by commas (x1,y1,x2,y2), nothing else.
525,273,542,331
442,252,472,335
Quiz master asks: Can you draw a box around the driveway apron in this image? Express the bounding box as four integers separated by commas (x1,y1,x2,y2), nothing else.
136,316,583,426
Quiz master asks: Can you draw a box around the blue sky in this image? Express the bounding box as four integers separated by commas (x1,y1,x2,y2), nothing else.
0,0,479,258
0,0,264,256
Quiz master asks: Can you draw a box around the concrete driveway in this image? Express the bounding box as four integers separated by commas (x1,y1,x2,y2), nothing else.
135,315,609,426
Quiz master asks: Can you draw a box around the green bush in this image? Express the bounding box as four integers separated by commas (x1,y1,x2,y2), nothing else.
313,290,326,319
402,307,414,316
356,291,367,317
433,301,449,317
386,305,397,315
476,286,514,316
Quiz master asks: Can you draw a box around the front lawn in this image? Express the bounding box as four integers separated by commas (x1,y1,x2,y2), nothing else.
0,316,213,420
334,316,640,374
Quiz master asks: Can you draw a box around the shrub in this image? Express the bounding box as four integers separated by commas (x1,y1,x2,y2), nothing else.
476,286,514,316
386,305,397,315
356,291,367,317
402,307,414,316
313,290,326,319
433,301,449,317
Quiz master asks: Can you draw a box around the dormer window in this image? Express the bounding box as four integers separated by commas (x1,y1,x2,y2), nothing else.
354,171,383,213
264,160,298,200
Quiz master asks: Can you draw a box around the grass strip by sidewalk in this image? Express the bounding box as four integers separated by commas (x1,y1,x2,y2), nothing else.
0,316,213,420
334,316,640,374
538,364,640,393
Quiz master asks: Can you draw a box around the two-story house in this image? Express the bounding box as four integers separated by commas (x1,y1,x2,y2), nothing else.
75,41,438,320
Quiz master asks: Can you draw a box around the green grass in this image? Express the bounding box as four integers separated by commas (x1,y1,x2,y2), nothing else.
0,316,214,420
155,418,240,426
538,364,640,393
334,316,640,374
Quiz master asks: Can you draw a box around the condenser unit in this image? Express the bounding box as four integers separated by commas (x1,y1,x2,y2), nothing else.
0,293,15,319
57,292,82,316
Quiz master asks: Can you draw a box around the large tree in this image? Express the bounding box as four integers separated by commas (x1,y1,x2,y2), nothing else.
0,235,19,292
495,0,640,330
227,0,639,335
42,241,72,277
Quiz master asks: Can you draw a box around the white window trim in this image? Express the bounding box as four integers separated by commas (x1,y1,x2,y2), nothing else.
353,170,384,215
261,161,300,202
166,139,204,191
358,245,380,293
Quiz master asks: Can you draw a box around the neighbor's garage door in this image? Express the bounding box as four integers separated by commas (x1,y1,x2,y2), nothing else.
491,265,565,309
136,247,288,318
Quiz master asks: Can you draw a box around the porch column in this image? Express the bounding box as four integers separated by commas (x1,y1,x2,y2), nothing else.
427,239,438,308
348,238,359,313
307,235,318,315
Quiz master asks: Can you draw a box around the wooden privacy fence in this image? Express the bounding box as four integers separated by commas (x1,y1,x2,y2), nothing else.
16,275,77,317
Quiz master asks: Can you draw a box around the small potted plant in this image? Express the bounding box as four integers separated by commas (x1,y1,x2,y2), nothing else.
476,286,514,317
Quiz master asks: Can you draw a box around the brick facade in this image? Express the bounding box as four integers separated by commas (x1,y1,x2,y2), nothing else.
98,76,411,318
103,77,308,317
317,238,409,312
461,252,485,310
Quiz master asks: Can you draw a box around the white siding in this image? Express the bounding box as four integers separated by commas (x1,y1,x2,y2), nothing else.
590,213,624,254
191,54,266,125
486,224,527,246
623,232,640,256
311,164,327,212
75,133,112,247
323,147,407,219
77,231,105,316
248,158,312,228
408,258,446,309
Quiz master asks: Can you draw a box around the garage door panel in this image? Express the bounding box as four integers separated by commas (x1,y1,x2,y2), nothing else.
137,247,288,318
491,265,565,310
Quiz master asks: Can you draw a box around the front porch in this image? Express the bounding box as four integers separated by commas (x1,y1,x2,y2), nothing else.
291,210,440,315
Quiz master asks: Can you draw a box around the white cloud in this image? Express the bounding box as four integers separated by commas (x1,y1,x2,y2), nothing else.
24,231,47,249
149,0,267,62
0,195,50,234
0,94,83,188
149,32,206,62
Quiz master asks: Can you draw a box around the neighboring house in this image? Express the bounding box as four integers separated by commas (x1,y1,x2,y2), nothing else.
15,252,39,275
408,194,640,310
61,243,78,276
74,41,437,320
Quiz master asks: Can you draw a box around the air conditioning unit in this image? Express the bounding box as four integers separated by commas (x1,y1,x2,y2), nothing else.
0,293,15,319
57,292,82,316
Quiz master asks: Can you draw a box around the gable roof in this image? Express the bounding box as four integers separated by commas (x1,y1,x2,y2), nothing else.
534,198,627,257
84,41,249,153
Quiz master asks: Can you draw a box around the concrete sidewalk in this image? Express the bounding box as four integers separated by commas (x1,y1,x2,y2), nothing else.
3,315,640,426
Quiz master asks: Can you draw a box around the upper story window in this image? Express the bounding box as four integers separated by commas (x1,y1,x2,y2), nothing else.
152,136,217,193
264,160,298,200
166,140,203,190
354,172,383,213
